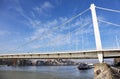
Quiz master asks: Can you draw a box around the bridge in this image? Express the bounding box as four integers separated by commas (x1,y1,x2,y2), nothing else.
1,3,120,79
0,49,120,59
0,4,120,64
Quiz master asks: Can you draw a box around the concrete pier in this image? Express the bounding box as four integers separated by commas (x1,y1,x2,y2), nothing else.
94,63,120,79
114,58,120,66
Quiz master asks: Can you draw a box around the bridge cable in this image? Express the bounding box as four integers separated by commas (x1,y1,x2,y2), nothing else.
98,19,120,28
8,8,90,52
32,22,91,52
33,22,91,52
96,6,120,13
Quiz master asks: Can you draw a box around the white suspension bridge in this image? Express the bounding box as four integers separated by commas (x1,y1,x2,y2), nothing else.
0,4,120,63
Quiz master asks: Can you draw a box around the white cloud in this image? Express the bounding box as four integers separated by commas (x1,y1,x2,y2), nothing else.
59,16,92,30
25,16,68,41
8,0,34,29
59,17,68,23
29,20,41,28
25,16,93,50
43,1,54,8
33,1,54,16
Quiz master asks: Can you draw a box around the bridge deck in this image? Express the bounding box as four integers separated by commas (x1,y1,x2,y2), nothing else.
0,49,120,59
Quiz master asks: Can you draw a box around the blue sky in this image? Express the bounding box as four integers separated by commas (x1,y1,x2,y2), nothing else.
0,0,120,53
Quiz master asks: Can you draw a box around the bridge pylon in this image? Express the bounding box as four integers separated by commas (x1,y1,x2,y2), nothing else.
90,4,103,63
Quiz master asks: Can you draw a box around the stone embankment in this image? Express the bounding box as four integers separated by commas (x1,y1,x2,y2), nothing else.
94,63,120,79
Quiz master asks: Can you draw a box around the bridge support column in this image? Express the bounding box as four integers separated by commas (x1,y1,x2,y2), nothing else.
12,59,18,66
114,58,120,66
90,4,103,63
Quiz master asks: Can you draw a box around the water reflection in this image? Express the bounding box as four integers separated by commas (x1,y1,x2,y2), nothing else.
0,66,94,79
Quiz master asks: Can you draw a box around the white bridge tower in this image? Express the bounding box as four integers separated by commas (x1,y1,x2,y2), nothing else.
90,4,103,63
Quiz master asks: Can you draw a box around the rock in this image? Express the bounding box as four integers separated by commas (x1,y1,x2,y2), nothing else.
94,63,120,79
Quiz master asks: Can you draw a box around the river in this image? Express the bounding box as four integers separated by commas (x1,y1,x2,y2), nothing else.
0,66,93,79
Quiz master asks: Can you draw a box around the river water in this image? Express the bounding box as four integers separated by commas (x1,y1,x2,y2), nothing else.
0,66,94,79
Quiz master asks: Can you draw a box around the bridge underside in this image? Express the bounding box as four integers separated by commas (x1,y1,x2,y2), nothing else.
0,49,120,59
